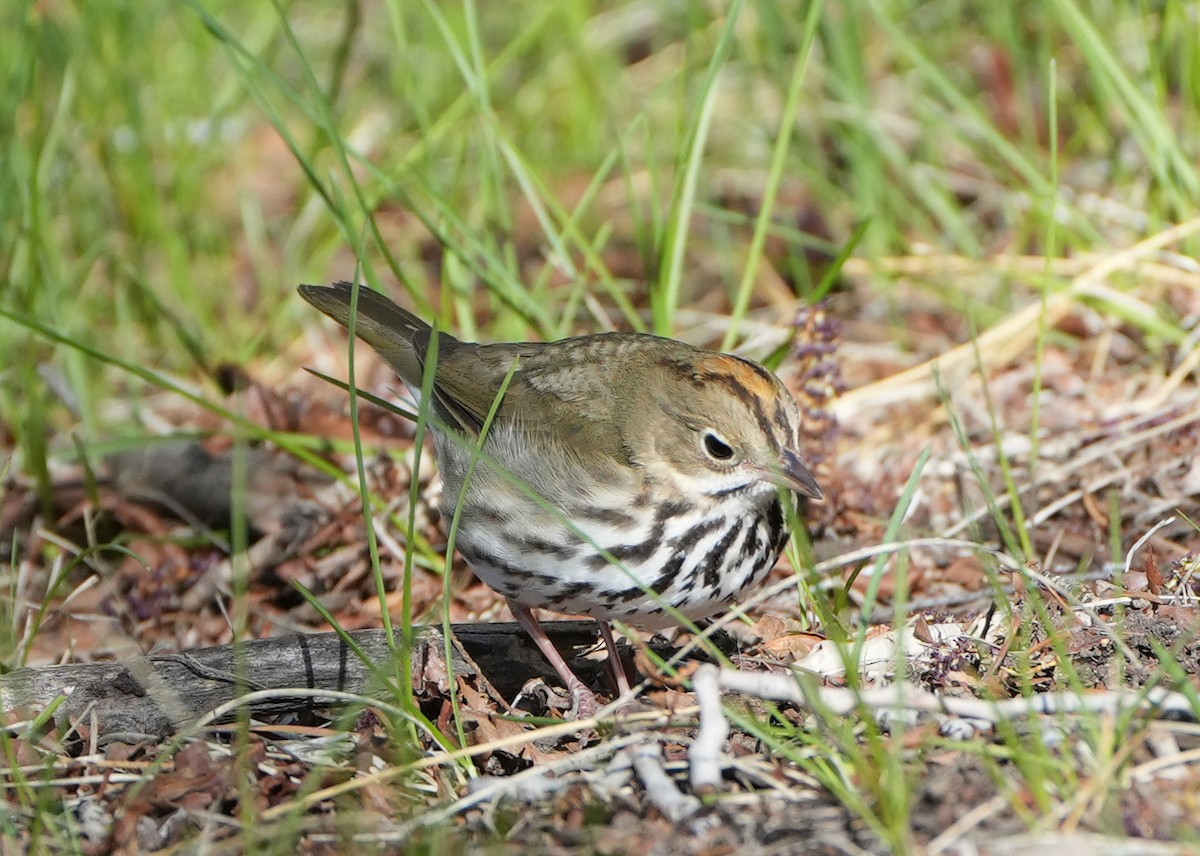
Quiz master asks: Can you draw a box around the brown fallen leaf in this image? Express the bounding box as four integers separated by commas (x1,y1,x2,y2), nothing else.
1145,547,1164,595
759,630,825,662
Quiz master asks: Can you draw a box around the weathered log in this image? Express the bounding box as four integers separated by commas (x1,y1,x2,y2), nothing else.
0,622,602,739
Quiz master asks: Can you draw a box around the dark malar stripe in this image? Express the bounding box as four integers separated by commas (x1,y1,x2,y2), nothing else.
704,482,751,499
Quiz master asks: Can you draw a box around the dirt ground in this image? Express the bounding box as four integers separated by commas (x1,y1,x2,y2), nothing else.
4,258,1200,854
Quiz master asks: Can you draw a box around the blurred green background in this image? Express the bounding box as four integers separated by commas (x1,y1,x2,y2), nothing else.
2,0,1197,460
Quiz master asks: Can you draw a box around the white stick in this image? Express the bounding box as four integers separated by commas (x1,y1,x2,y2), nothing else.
689,664,730,791
632,742,700,822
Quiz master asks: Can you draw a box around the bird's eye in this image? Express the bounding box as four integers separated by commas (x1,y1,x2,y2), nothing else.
703,431,734,461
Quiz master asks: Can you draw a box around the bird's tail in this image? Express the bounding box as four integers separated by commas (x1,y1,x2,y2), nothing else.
298,282,448,386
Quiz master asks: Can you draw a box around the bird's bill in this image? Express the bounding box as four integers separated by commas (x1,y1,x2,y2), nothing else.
756,449,823,500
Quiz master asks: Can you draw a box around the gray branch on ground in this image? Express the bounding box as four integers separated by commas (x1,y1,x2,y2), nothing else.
0,622,602,740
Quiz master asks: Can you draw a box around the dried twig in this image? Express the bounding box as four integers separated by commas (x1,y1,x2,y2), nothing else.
835,217,1200,421
631,741,700,822
689,665,728,792
715,667,1195,721
688,663,1198,791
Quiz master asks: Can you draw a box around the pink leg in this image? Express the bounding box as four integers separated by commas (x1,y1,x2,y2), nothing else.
509,601,598,718
597,620,633,697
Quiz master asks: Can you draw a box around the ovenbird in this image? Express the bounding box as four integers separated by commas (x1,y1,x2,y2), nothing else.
300,282,821,715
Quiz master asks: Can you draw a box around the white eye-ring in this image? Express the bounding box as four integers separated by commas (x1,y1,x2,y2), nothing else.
702,430,734,461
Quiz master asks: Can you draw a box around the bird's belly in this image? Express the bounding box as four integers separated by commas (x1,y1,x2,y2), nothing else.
453,496,789,628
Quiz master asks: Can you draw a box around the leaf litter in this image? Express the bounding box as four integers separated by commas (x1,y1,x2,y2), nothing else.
3,226,1200,853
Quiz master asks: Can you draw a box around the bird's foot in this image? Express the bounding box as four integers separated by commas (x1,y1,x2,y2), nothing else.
567,678,600,721
514,677,601,721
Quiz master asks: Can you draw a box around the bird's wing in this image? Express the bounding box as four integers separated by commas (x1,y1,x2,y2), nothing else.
413,334,542,437
424,336,637,471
